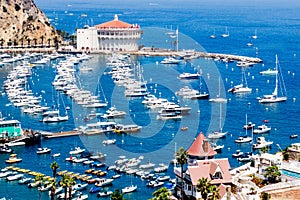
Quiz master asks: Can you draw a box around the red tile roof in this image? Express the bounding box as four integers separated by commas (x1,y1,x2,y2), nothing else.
187,158,232,185
95,14,139,29
187,132,216,157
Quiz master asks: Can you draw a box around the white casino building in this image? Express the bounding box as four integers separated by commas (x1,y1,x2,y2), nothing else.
76,15,142,52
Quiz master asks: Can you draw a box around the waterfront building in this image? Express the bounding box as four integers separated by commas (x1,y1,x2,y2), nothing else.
174,132,235,199
76,14,142,52
0,119,23,140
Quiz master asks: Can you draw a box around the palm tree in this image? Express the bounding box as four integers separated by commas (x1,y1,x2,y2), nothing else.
35,174,44,200
176,147,188,200
197,177,211,200
207,185,220,200
49,178,57,200
50,161,59,178
59,174,75,200
151,187,171,200
111,189,124,200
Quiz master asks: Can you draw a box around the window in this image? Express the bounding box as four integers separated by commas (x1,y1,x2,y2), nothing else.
212,171,222,179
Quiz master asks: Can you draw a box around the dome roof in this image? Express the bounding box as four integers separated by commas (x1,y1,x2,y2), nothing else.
95,14,139,29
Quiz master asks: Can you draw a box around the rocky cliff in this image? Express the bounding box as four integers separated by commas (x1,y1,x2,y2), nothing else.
0,0,62,47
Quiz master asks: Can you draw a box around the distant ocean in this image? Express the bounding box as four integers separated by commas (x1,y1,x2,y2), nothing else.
0,0,300,199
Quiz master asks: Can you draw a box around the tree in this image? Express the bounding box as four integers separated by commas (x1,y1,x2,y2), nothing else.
111,189,124,200
197,177,211,200
260,146,269,154
176,147,188,200
264,165,281,183
59,174,75,200
207,185,220,200
50,161,59,178
49,178,57,200
35,174,44,200
260,192,271,200
151,187,171,200
197,178,220,200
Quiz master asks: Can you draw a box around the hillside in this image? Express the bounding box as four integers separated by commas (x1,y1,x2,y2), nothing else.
0,0,62,48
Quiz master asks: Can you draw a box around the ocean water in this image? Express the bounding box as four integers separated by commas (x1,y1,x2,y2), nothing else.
1,0,300,199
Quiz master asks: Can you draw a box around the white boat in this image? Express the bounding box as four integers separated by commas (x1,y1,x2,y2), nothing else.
154,164,168,173
158,102,191,114
260,68,278,75
95,178,114,187
178,72,200,79
252,137,273,149
232,150,244,158
112,174,121,179
37,147,51,154
160,57,181,64
253,124,271,134
18,177,32,184
157,112,182,120
221,26,230,37
122,185,137,193
258,55,287,103
73,183,88,191
234,136,252,143
52,153,61,157
6,173,23,181
97,191,113,197
48,186,63,196
69,147,86,155
209,77,227,103
102,106,126,119
207,104,227,139
252,29,258,39
102,139,116,145
238,153,253,162
114,124,142,133
210,30,216,39
228,69,252,94
28,181,42,188
211,143,224,152
243,122,255,130
5,154,22,164
6,141,25,147
72,193,88,200
81,121,116,135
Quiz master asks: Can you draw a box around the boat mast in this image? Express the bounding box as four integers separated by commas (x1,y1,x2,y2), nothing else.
272,55,279,97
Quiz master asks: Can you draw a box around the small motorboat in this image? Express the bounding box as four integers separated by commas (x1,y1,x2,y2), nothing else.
73,183,88,191
121,185,137,194
5,154,22,164
232,150,244,158
18,177,32,184
6,173,23,181
37,147,51,154
52,153,61,157
112,174,121,179
290,134,298,139
102,139,116,145
97,190,113,198
69,147,85,155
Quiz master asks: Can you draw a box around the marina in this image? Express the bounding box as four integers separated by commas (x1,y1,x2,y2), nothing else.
0,0,300,200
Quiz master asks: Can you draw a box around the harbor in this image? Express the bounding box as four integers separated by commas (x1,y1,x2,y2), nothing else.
0,0,300,200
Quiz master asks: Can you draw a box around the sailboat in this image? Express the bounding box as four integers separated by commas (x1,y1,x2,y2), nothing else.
190,68,209,99
43,92,68,123
207,104,228,139
258,55,287,103
252,29,258,39
210,29,216,39
209,77,227,103
228,68,252,93
235,114,253,143
221,26,229,38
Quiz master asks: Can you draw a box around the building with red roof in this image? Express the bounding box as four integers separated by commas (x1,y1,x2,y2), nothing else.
77,14,141,52
174,132,235,199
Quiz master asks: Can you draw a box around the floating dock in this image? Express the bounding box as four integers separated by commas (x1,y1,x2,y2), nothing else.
42,130,82,139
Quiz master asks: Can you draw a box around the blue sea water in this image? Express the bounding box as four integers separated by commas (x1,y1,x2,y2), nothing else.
1,0,300,199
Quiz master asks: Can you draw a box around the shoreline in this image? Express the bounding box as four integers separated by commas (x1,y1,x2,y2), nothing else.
0,47,263,63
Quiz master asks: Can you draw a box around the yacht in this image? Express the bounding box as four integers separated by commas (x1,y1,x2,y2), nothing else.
36,147,51,154
102,106,126,119
69,147,86,155
232,150,244,158
258,55,287,103
253,124,271,134
102,139,116,145
252,137,273,149
221,26,230,37
5,154,22,164
122,185,137,194
207,130,228,139
243,122,255,130
259,68,278,75
160,57,181,64
178,72,200,79
234,136,252,143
